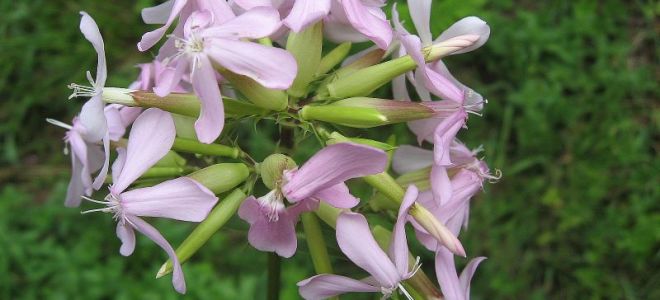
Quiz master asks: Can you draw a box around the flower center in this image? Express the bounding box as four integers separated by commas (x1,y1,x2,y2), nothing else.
68,71,101,99
257,190,286,222
80,193,124,221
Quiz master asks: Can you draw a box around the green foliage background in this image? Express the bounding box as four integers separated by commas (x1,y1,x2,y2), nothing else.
1,0,657,299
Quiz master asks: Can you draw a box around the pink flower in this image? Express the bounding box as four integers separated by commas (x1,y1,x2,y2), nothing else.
435,249,486,300
82,108,218,294
243,0,393,49
238,142,388,257
153,8,297,144
297,186,421,300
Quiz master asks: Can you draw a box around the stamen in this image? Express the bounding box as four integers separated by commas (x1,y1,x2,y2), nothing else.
397,283,415,300
81,195,110,205
67,83,98,99
46,118,73,130
258,190,285,222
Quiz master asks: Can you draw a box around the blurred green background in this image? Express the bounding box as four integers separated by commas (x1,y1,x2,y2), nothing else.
1,0,658,299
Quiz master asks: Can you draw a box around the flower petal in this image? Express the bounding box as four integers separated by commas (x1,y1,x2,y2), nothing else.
435,248,463,300
389,185,418,276
111,109,175,194
120,177,218,222
206,39,297,89
312,183,359,209
433,111,467,166
435,16,490,55
283,143,387,202
154,58,189,97
459,257,487,298
431,61,485,111
430,164,451,205
116,222,136,256
201,6,282,39
138,0,187,51
392,145,433,174
336,212,399,288
79,12,107,87
141,0,174,24
191,56,224,144
408,0,432,45
282,0,331,32
79,95,107,143
238,196,299,258
341,0,392,49
297,274,380,299
125,215,186,294
65,148,86,207
91,133,110,190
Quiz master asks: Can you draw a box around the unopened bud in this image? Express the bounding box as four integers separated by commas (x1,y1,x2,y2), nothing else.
220,70,288,111
300,98,435,128
286,22,323,98
327,132,395,151
187,163,250,194
426,34,481,61
317,42,351,76
409,203,466,257
260,154,297,190
396,167,431,191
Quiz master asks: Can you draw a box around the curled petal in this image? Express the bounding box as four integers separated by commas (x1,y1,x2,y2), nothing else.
435,16,490,55
79,95,107,143
116,222,136,256
408,0,432,45
435,248,463,300
65,147,86,207
341,0,392,49
79,12,106,87
430,164,451,205
154,58,189,97
311,183,359,209
201,7,282,39
141,0,174,24
120,177,218,222
138,0,187,51
283,143,387,202
283,0,331,32
191,56,224,144
297,274,380,299
126,215,186,294
459,257,487,298
433,111,467,166
389,185,418,276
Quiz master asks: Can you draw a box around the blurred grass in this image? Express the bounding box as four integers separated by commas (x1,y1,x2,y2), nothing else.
1,0,658,299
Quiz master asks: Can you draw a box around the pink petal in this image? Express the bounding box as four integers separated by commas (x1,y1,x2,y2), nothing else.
435,248,464,300
297,274,380,299
65,149,86,207
120,177,218,222
116,222,136,256
141,0,174,24
154,58,189,97
392,145,433,174
206,39,297,90
79,96,107,143
341,0,392,49
138,0,187,51
323,19,369,44
79,12,106,87
311,183,359,209
111,148,127,184
433,111,467,166
195,0,235,24
125,215,186,294
435,16,490,55
238,196,299,257
389,185,418,276
191,56,224,144
408,0,432,45
201,7,282,39
91,133,110,190
283,143,387,202
111,109,175,194
408,117,441,144
105,105,127,141
459,257,487,298
233,0,274,10
430,164,451,205
431,61,485,111
282,0,330,32
336,212,399,288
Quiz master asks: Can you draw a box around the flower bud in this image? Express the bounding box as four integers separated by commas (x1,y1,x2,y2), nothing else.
315,48,385,98
396,167,432,191
172,137,241,158
327,132,395,152
300,98,435,128
187,163,250,194
220,70,288,111
286,22,323,98
317,42,351,76
260,154,297,190
157,189,247,278
409,203,466,257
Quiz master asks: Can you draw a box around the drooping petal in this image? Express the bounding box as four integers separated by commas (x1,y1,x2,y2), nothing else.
105,105,126,141
238,196,299,257
65,148,86,207
336,212,399,288
341,0,392,49
79,95,107,143
154,58,189,97
116,222,136,256
297,274,380,299
433,111,467,166
389,185,418,276
408,117,441,144
138,0,188,51
435,248,463,300
201,6,282,39
408,0,433,45
311,183,359,209
195,0,236,24
91,133,110,190
191,55,224,144
125,215,186,294
392,145,433,174
435,16,490,55
282,0,331,32
79,12,107,87
399,34,463,102
120,177,218,222
206,39,297,90
459,257,487,298
141,0,174,24
282,143,387,202
233,0,274,10
111,147,127,184
111,109,175,194
430,164,451,205
431,61,485,111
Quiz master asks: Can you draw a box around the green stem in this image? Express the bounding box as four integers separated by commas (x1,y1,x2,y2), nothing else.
363,172,404,205
172,137,240,158
267,253,281,300
301,213,333,274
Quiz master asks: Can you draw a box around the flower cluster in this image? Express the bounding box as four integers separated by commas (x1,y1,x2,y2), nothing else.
51,1,500,299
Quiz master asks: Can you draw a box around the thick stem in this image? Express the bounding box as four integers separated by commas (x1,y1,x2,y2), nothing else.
267,253,281,300
172,137,241,158
301,213,333,274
